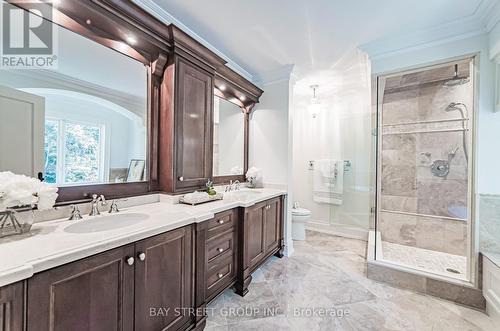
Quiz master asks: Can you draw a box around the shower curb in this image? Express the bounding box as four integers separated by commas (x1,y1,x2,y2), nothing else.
366,232,485,310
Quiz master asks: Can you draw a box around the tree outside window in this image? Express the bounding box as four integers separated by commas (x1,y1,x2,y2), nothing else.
44,119,104,185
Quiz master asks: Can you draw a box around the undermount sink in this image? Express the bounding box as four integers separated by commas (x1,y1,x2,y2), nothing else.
64,213,150,234
225,190,263,200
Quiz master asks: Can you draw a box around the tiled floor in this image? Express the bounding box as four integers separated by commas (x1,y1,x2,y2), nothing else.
205,230,498,331
381,240,468,281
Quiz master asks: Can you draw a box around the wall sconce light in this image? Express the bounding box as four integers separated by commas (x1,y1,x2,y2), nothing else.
308,84,321,118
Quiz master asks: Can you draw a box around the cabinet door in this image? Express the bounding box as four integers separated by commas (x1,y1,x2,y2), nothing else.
175,57,213,191
244,203,266,270
27,245,135,331
0,281,24,331
264,197,281,254
134,226,193,331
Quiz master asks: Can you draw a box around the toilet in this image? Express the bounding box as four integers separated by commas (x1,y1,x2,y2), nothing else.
291,204,311,241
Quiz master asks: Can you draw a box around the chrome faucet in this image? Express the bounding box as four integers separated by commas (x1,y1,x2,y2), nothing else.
89,194,106,216
225,180,241,192
232,180,241,191
68,205,83,220
108,200,119,213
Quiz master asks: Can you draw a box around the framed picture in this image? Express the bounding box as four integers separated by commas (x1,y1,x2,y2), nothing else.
126,159,145,182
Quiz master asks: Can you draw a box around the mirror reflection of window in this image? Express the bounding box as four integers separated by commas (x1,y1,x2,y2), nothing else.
44,119,104,185
213,96,245,177
0,6,148,186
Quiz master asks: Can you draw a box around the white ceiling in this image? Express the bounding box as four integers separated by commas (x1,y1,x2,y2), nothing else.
147,0,487,80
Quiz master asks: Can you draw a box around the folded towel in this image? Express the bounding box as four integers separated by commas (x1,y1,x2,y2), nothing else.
313,159,344,205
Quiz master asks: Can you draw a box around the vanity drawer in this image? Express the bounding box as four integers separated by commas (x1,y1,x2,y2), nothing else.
206,257,235,298
207,230,234,264
207,209,236,238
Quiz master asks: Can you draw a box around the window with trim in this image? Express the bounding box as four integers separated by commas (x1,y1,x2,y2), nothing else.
44,119,105,185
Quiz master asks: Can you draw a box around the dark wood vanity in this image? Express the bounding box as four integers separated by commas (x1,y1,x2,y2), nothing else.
0,196,285,331
0,1,279,330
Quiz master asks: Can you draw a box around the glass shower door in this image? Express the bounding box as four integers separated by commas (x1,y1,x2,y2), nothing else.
374,58,474,281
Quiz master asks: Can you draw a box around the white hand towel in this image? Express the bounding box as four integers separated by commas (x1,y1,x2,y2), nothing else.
313,159,344,205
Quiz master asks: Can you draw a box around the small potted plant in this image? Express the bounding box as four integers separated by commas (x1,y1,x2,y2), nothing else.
0,171,58,238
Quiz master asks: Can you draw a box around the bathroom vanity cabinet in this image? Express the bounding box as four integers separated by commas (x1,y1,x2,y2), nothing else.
236,196,284,296
163,53,215,194
195,196,285,325
0,195,285,331
0,281,24,331
26,226,194,331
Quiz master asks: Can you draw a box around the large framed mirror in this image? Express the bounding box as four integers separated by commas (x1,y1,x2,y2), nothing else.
213,95,246,181
211,73,263,185
0,0,169,202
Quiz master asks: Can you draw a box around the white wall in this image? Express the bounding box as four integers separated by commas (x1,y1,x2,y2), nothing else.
250,72,294,255
292,52,373,234
370,34,499,195
489,22,500,59
250,79,291,186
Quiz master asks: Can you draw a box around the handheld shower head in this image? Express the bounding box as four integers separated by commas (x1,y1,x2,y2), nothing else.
445,102,460,112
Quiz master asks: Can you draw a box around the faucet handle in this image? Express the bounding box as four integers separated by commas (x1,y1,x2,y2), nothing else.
99,195,107,206
69,205,83,221
108,200,119,213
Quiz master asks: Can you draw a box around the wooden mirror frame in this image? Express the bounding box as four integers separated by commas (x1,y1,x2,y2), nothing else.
212,71,263,185
6,0,171,203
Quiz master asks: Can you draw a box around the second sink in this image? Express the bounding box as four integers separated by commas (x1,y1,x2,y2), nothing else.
64,213,150,234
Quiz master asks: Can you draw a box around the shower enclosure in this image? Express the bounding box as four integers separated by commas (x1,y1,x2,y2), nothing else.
373,58,475,281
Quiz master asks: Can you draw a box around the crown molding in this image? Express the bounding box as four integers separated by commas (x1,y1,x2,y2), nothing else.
479,0,500,32
252,64,295,86
132,0,254,81
360,0,495,60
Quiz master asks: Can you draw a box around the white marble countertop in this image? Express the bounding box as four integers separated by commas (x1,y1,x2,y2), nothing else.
0,188,286,287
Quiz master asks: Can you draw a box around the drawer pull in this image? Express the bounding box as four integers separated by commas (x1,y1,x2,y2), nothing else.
217,248,224,253
138,252,146,261
178,176,184,181
217,219,224,224
126,257,135,266
218,273,223,279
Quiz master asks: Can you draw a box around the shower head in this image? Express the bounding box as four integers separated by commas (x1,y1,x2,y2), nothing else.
443,64,470,87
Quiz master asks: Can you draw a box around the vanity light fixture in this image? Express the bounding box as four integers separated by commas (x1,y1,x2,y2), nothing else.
126,36,137,45
308,84,321,118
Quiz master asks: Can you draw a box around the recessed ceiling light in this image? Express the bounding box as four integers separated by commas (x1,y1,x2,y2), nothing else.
219,84,226,91
86,19,92,25
126,36,137,45
239,95,246,101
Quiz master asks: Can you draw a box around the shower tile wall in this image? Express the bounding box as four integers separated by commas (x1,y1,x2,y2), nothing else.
379,72,472,256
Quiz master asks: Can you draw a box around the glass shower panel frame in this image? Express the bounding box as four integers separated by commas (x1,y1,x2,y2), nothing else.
374,57,476,283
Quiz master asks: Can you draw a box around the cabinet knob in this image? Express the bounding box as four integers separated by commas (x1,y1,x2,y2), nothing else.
178,176,184,182
126,257,135,266
217,248,224,253
138,252,146,261
217,219,224,224
218,273,223,279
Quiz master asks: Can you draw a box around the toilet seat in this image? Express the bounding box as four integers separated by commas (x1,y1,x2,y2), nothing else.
292,208,311,217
